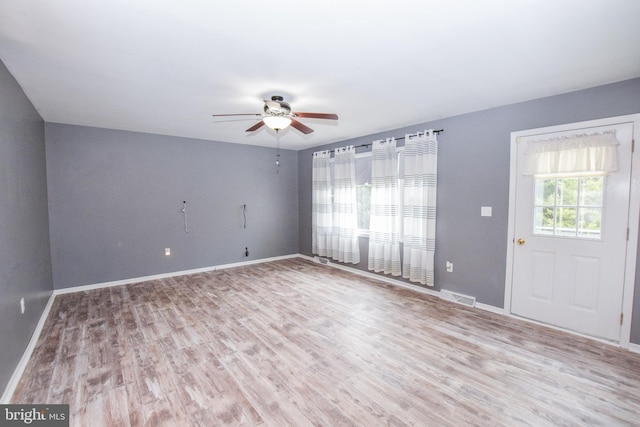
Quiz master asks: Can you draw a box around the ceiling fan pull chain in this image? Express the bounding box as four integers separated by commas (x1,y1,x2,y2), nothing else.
276,132,281,173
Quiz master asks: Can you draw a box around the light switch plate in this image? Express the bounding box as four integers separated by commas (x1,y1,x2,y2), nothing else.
481,206,492,217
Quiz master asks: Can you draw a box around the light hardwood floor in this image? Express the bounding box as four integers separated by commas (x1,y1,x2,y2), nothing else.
11,258,640,426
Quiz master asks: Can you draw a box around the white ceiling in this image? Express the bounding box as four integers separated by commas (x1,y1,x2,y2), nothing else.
1,0,639,150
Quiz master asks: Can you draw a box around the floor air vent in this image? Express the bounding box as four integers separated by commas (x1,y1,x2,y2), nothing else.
439,290,476,307
313,256,330,265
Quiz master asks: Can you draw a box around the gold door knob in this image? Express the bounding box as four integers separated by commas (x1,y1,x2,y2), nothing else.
517,238,525,245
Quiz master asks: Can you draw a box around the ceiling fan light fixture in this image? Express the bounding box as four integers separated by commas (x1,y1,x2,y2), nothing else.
263,115,292,131
213,96,337,135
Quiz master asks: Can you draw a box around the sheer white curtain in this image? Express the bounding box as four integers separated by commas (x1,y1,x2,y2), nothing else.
368,138,401,276
402,130,438,286
312,150,333,257
522,131,619,175
332,146,360,264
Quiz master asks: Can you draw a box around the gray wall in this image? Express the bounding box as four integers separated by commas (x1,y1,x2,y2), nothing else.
0,60,53,394
46,124,299,289
299,78,640,344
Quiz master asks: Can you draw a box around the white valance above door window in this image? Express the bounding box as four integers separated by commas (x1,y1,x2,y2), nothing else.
522,131,619,175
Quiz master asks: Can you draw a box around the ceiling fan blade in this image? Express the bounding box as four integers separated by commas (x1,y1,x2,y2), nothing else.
290,119,314,134
294,112,338,120
245,120,265,132
212,118,262,123
212,113,262,117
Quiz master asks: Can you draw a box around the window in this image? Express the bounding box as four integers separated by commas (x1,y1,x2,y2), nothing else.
533,175,604,239
330,148,404,237
355,154,372,234
356,183,371,232
328,153,371,235
353,149,405,236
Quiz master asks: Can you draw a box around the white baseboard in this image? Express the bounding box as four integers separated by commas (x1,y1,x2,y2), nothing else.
476,302,505,315
302,255,507,316
326,262,440,298
629,342,640,354
300,254,442,297
55,253,299,295
1,292,56,404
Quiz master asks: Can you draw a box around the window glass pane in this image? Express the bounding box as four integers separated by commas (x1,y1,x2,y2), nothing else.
355,155,371,186
534,207,555,235
580,177,604,206
578,208,602,239
556,207,577,236
356,184,371,231
556,178,578,206
535,179,556,206
534,179,544,205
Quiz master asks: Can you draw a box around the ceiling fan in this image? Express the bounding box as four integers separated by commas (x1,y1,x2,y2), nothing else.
212,95,338,134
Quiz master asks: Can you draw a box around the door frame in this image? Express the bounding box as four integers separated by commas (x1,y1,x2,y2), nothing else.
504,114,640,348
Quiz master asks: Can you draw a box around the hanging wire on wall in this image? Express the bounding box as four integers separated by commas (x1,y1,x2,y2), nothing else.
242,204,247,228
181,201,189,233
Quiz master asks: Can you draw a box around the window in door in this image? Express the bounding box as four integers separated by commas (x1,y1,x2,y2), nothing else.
533,175,604,239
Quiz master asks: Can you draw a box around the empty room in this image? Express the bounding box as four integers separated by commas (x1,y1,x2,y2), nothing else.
2,1,640,425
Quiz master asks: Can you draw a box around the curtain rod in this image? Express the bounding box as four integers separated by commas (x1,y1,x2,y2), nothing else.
328,129,444,153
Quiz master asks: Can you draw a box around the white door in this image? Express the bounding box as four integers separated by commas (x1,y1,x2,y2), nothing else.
510,121,634,341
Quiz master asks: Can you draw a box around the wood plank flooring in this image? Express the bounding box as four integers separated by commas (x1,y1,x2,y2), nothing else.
10,258,640,426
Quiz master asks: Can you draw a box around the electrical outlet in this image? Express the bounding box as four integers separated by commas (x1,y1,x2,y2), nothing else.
164,248,171,256
20,297,25,314
446,261,453,273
